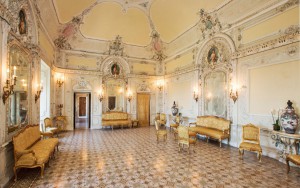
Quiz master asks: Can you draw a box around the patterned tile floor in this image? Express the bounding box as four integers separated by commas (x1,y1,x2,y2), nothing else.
9,126,300,188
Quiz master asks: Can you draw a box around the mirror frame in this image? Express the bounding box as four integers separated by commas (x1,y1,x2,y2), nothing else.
6,41,32,134
202,70,228,118
103,78,127,112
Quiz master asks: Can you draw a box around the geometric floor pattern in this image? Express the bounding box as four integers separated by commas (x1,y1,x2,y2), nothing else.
9,126,300,188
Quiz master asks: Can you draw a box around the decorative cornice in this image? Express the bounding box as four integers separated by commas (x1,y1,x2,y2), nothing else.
232,25,299,59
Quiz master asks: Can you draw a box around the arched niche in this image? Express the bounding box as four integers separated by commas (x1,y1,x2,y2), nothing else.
196,34,236,118
101,56,130,112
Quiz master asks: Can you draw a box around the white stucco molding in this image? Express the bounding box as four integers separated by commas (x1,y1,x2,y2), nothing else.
100,56,130,76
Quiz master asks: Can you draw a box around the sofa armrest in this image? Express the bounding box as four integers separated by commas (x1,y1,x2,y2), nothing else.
189,122,196,127
15,149,36,160
41,131,54,138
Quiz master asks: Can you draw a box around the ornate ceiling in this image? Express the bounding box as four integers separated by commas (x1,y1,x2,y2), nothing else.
35,0,280,53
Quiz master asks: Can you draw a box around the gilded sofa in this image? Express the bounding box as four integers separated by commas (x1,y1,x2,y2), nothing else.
12,125,59,181
189,116,231,147
102,111,131,130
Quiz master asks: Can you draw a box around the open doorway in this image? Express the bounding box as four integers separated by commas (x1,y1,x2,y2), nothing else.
74,92,91,129
40,60,50,131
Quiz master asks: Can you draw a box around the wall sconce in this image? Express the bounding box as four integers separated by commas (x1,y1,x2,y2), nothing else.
35,84,43,103
56,74,64,87
2,67,17,104
98,90,104,102
127,90,133,102
156,80,164,91
193,91,199,102
193,87,199,102
230,83,238,103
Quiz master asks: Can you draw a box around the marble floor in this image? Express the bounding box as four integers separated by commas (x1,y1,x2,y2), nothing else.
8,126,300,188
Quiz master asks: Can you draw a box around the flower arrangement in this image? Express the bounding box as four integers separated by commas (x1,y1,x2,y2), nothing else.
271,109,281,131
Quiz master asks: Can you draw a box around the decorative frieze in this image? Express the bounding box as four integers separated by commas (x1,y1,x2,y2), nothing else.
233,25,300,59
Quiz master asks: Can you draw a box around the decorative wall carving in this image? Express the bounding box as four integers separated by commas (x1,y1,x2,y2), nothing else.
197,9,222,39
151,31,167,62
107,35,125,56
233,25,300,59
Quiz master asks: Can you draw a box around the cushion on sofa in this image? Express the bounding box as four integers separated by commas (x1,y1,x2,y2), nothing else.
190,127,229,139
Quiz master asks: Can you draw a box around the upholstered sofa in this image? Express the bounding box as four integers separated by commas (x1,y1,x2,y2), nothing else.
12,125,59,181
102,111,131,130
189,116,231,147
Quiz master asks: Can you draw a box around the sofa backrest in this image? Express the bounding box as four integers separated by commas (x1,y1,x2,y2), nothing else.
13,125,41,152
102,112,128,121
196,116,230,131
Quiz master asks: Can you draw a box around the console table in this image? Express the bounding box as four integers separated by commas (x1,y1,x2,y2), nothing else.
271,131,300,158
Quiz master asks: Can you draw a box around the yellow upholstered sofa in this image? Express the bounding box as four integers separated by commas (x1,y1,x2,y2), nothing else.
102,111,131,130
189,116,231,147
12,125,59,181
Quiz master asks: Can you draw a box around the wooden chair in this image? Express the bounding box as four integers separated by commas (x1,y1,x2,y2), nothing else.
239,124,262,162
177,126,196,153
44,118,59,137
286,154,300,173
155,120,167,143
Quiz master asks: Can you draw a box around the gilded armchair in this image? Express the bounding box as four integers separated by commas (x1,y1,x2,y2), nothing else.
239,124,262,162
286,154,300,173
170,115,180,131
44,118,59,137
155,120,167,143
177,126,196,153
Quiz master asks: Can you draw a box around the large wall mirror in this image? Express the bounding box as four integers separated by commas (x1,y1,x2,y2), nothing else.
7,44,30,133
203,71,227,118
104,79,127,112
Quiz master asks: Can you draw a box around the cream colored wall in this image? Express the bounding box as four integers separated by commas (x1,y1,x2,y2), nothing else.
132,62,156,75
165,51,194,74
242,6,299,44
249,61,300,114
67,55,97,69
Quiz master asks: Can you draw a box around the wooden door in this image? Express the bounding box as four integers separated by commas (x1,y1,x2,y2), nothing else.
79,97,86,116
137,93,150,126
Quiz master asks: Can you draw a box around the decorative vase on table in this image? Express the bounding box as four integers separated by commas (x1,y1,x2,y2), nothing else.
171,101,178,116
280,100,299,134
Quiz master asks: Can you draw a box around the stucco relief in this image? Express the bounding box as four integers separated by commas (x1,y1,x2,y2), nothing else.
197,9,222,39
233,25,300,59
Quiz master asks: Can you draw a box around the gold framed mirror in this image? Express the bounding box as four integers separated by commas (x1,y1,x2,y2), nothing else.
7,44,31,133
105,79,127,112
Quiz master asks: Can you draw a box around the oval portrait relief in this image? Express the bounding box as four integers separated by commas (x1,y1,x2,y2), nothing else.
207,46,219,63
111,63,120,76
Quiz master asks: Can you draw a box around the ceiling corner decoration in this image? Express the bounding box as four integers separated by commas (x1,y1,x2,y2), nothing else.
80,2,151,46
151,31,167,62
197,9,222,39
107,35,125,56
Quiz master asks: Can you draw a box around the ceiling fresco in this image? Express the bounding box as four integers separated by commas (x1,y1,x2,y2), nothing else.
34,0,282,56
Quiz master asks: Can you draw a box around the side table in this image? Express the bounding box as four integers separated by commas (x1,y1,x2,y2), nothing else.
131,119,139,128
271,131,300,158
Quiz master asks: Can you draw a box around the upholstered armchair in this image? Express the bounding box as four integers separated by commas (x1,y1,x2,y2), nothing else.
286,154,300,173
155,120,167,143
177,126,196,153
44,118,59,137
170,115,180,132
239,124,262,162
158,113,167,126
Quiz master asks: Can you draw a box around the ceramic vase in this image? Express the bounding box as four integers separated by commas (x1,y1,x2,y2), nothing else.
280,100,299,134
171,101,178,116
